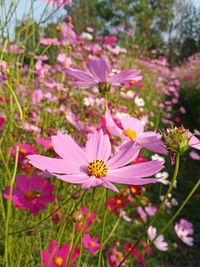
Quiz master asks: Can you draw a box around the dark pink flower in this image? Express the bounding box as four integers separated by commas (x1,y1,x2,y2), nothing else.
39,240,79,267
108,247,125,266
82,234,100,254
75,206,96,232
4,175,55,215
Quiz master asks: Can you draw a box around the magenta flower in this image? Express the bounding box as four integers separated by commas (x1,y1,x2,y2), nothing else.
27,130,164,193
65,57,142,88
174,219,193,246
82,234,100,254
147,226,168,251
4,175,55,215
105,110,167,154
39,240,79,267
108,247,125,266
76,206,96,232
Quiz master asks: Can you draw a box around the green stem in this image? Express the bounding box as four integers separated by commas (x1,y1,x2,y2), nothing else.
1,189,82,239
118,153,180,267
97,188,108,267
104,94,108,112
66,194,93,267
159,178,200,235
138,178,200,257
7,82,23,121
5,145,19,267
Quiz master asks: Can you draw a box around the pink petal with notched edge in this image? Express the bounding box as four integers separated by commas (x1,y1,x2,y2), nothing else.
140,142,168,155
108,160,164,180
88,57,110,82
120,116,144,134
56,173,90,184
27,155,81,174
109,69,142,85
85,129,111,161
51,132,88,164
107,142,140,169
65,67,97,83
106,175,158,185
72,81,97,88
189,135,200,150
81,176,103,190
105,110,124,138
101,179,119,192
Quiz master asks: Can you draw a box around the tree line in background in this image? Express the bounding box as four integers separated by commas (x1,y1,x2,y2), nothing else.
13,0,200,65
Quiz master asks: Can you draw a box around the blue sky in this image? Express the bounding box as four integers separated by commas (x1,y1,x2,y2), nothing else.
3,0,67,36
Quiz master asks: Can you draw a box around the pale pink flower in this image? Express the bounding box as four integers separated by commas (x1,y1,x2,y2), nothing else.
144,204,157,217
27,130,164,193
65,57,142,88
189,150,200,160
148,226,168,251
175,219,193,246
32,89,43,104
137,207,147,222
105,110,167,154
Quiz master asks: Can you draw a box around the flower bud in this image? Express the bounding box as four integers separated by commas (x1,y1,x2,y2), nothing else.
98,82,111,95
71,210,84,223
163,126,189,154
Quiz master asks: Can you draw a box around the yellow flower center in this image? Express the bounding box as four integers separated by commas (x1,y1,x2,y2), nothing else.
25,190,40,201
116,199,122,205
87,160,108,178
20,148,27,154
89,241,96,247
116,252,123,260
130,187,137,194
123,128,137,141
54,256,63,266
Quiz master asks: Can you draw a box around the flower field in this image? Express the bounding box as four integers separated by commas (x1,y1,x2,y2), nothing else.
0,1,200,266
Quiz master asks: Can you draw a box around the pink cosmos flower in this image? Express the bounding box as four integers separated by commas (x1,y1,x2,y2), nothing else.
189,134,200,150
174,219,193,246
65,57,142,88
4,175,55,215
147,226,168,251
105,110,167,154
108,247,125,266
37,137,53,150
137,207,147,222
0,116,5,129
189,150,200,160
75,206,96,232
124,243,146,267
39,240,79,267
0,60,7,83
144,204,157,217
27,130,164,193
10,144,36,166
82,234,100,254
